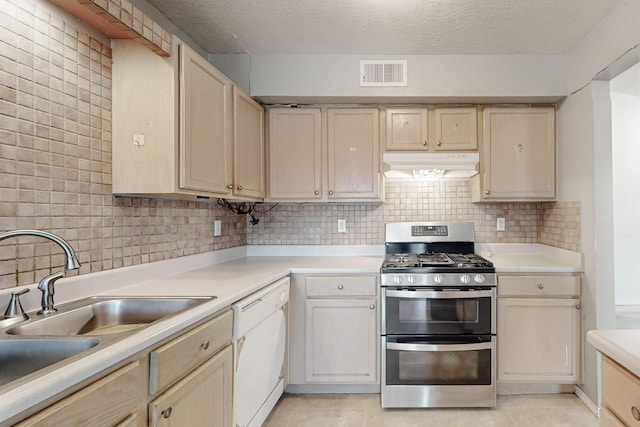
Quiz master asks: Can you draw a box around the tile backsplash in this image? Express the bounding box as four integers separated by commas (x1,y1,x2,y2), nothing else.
0,0,581,291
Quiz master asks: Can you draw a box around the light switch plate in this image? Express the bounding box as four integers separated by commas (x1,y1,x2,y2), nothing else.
497,218,506,231
338,219,346,233
214,220,222,236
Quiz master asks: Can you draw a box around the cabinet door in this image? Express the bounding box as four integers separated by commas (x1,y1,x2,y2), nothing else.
149,345,233,427
385,108,429,150
179,43,232,195
327,108,380,200
16,361,142,427
434,108,477,151
267,108,322,200
233,87,265,200
305,299,378,383
498,298,580,383
482,107,555,200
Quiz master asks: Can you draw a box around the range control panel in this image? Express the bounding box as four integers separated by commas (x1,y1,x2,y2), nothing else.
411,225,448,237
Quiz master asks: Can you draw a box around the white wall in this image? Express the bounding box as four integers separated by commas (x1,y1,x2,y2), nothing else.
559,0,640,406
612,90,640,304
211,53,568,103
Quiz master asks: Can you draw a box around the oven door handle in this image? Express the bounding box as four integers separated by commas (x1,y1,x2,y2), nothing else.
386,341,493,352
385,289,494,299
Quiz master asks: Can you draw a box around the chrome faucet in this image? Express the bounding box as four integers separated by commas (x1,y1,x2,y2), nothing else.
0,230,81,315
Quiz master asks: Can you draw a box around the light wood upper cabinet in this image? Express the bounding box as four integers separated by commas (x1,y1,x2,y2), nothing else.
180,44,233,195
385,107,477,151
497,275,581,384
233,87,265,200
327,108,380,200
268,108,322,200
112,37,264,201
473,107,555,202
266,107,382,202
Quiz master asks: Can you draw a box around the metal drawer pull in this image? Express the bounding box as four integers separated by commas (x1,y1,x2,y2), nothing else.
386,289,493,299
387,341,492,352
337,284,344,290
202,341,210,350
538,283,544,289
162,407,172,418
576,304,581,310
369,304,375,310
632,406,640,421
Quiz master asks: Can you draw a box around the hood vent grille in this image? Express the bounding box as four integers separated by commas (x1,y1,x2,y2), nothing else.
360,60,407,87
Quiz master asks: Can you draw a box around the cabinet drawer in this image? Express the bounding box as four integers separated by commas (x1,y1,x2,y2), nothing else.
16,361,141,427
498,275,580,297
600,408,627,427
306,276,377,297
149,309,233,395
602,356,640,427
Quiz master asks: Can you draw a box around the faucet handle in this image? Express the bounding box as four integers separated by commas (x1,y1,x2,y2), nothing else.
3,288,30,318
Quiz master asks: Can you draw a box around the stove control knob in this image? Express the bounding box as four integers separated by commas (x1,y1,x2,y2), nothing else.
393,275,402,284
474,274,486,284
433,274,444,284
407,275,415,284
460,274,471,284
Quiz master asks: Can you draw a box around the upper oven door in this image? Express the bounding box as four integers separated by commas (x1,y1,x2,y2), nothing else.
382,287,496,335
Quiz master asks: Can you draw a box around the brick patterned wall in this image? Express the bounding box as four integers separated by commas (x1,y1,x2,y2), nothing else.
0,0,245,289
247,180,540,245
538,201,582,252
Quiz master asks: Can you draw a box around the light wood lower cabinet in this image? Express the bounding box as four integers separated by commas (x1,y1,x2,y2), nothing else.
601,355,640,427
497,275,581,383
289,274,379,387
149,345,233,427
15,361,143,427
14,310,233,427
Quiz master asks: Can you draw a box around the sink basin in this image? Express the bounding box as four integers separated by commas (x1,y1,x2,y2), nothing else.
0,338,99,387
5,296,214,336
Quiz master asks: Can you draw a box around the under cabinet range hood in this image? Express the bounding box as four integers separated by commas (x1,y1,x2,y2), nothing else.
382,152,480,179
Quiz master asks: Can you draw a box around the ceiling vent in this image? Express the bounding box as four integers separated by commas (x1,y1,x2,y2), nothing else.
360,60,407,87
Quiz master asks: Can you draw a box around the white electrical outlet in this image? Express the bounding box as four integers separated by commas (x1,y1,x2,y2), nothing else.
497,218,506,231
133,134,145,146
338,219,346,233
214,220,222,236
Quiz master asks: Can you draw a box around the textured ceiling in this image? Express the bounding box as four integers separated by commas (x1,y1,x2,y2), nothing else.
147,0,619,55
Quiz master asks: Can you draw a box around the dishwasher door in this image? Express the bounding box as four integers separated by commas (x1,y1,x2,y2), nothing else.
232,277,289,427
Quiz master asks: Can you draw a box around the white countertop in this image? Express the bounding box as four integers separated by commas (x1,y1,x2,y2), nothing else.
587,330,640,378
0,243,581,424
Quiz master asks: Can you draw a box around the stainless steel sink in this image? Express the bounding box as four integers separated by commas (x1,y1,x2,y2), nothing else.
0,338,99,387
5,296,215,336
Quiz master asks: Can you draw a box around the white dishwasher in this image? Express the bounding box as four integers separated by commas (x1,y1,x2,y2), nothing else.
232,277,290,427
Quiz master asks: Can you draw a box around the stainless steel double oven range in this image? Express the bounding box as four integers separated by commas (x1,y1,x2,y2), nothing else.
381,222,497,408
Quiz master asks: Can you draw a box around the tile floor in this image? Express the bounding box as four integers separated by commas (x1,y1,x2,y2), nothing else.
264,393,598,427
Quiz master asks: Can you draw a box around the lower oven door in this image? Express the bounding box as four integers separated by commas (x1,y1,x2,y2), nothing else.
381,335,496,408
382,287,495,335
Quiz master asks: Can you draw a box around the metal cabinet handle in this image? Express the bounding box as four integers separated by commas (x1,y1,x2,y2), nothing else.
576,304,581,310
422,140,428,147
369,304,375,310
632,406,640,421
328,191,334,196
337,284,344,290
202,341,210,350
162,407,172,419
237,185,243,191
485,189,491,195
538,283,544,289
436,141,442,147
227,184,233,190
314,190,320,195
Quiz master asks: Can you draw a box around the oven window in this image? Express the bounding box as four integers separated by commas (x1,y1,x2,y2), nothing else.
399,299,479,323
385,336,493,386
